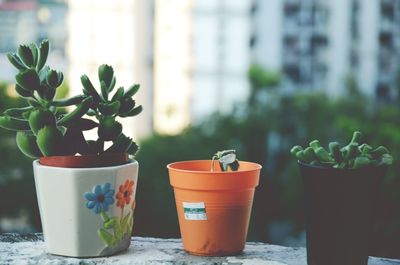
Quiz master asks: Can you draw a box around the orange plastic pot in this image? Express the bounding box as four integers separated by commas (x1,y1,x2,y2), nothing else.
167,160,261,256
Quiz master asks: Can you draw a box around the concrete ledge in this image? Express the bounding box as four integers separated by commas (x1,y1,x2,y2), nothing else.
0,233,399,265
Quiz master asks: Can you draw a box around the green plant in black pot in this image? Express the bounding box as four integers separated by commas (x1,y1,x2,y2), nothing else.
291,131,393,265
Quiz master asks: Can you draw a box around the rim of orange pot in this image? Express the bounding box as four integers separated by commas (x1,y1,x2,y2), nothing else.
167,160,262,190
167,160,262,174
39,153,129,168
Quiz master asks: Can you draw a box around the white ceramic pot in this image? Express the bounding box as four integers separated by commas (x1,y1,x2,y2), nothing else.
33,160,139,257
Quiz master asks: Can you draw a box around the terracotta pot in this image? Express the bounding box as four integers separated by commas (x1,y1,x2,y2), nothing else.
167,160,261,256
299,162,387,265
33,158,138,257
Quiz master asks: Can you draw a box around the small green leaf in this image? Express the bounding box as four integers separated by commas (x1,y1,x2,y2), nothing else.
0,116,30,131
98,116,122,141
51,95,85,107
57,96,93,126
314,147,334,162
16,132,42,158
350,131,362,144
329,142,342,163
29,43,38,66
119,98,135,113
4,106,33,118
108,76,116,92
18,45,35,67
74,118,99,131
381,153,393,165
27,99,43,108
100,81,108,101
7,53,27,70
37,39,49,70
46,70,59,88
303,147,316,162
127,141,139,156
57,72,64,87
98,228,115,246
104,133,132,154
290,145,303,156
124,84,140,98
98,64,114,89
36,126,63,156
120,105,143,117
99,101,120,115
309,140,320,150
112,87,124,101
29,110,56,135
16,69,40,91
81,75,101,104
15,84,33,97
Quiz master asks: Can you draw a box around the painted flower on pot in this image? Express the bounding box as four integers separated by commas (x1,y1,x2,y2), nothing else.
84,181,134,252
116,180,134,208
84,183,115,213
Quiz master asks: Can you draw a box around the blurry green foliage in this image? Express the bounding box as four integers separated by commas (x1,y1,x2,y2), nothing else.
0,83,40,229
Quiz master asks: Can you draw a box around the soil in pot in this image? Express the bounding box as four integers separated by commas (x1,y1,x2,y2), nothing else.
39,153,129,168
299,162,387,265
167,160,262,256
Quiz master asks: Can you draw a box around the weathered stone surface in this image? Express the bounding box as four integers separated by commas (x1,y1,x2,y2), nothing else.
0,233,399,265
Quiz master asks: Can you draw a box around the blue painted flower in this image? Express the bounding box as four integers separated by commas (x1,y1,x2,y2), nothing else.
84,182,115,214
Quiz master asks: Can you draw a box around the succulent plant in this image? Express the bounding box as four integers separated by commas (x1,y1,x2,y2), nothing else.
0,40,142,158
211,150,240,172
290,131,393,169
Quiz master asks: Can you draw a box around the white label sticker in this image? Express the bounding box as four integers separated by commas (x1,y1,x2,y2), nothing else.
183,202,207,220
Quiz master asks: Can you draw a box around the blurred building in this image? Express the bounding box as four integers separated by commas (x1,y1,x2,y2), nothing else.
154,0,252,134
0,0,67,82
255,0,400,99
1,0,400,135
67,0,154,139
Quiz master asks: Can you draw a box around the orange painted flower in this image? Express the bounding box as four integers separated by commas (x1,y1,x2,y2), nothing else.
116,179,134,208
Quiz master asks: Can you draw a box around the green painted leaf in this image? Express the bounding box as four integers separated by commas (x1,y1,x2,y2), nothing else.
98,228,115,246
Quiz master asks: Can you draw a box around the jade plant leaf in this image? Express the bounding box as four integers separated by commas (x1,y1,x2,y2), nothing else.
16,131,42,158
36,126,63,156
29,109,56,135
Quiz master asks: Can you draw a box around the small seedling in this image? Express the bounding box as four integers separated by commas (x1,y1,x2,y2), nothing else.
211,150,240,172
290,131,393,169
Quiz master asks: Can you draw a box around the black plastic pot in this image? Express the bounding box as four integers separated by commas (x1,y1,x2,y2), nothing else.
299,162,387,265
